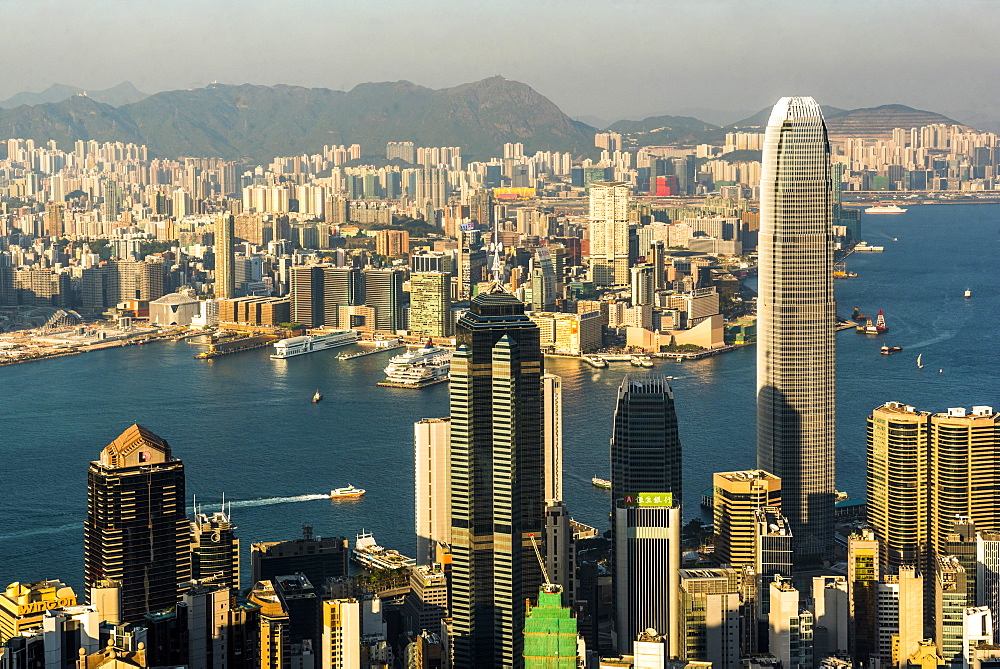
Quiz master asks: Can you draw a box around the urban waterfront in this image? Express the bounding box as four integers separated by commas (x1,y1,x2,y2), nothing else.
1,203,997,591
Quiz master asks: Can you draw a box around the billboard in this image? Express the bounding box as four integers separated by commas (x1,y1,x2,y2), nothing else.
493,187,536,200
623,492,674,507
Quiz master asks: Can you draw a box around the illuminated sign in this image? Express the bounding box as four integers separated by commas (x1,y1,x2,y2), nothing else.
16,596,77,616
492,187,536,200
623,492,674,507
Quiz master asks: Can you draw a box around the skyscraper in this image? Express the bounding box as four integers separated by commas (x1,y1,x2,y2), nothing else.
610,375,682,507
610,375,683,654
587,181,631,287
364,268,404,332
409,272,453,338
215,214,235,299
449,284,544,668
756,96,836,559
414,417,452,566
190,509,240,591
713,470,782,570
84,425,190,624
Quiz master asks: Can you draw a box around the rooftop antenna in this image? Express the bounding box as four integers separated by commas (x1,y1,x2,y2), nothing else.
221,492,225,518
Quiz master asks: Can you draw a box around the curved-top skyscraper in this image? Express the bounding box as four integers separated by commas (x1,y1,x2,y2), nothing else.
757,97,835,560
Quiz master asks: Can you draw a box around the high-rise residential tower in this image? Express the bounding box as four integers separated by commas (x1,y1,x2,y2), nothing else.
84,425,190,623
756,96,836,559
449,284,544,668
587,181,631,286
215,214,235,299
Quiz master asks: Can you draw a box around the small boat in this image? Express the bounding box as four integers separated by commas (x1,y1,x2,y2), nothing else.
939,369,943,374
330,484,365,498
893,238,899,242
857,319,880,335
881,345,902,355
852,307,867,322
311,388,323,403
630,355,654,368
965,289,972,299
591,477,612,490
917,353,923,369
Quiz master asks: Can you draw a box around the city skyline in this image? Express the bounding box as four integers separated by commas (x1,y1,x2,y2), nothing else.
3,1,999,124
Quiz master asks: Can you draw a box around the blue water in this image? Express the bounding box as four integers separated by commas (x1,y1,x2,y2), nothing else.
1,204,997,592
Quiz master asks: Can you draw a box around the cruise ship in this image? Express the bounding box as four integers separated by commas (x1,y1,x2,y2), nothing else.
864,204,908,214
379,341,451,387
270,330,358,359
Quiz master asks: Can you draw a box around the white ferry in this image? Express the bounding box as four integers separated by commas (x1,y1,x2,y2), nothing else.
352,532,416,570
270,330,358,359
864,204,908,214
381,341,451,386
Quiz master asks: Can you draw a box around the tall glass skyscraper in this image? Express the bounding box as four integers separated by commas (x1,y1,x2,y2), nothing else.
449,285,544,668
610,375,683,654
757,96,836,559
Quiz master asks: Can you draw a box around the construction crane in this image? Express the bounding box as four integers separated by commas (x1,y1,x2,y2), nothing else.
528,533,560,594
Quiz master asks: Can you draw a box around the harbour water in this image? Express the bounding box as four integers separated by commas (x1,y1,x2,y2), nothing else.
1,203,997,591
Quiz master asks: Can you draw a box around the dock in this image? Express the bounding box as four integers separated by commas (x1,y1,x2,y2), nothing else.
195,334,277,359
338,345,405,360
376,377,449,390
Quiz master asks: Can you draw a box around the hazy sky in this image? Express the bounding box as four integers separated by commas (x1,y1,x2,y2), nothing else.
4,0,998,123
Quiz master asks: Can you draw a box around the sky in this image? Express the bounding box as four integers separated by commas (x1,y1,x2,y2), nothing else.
3,0,999,125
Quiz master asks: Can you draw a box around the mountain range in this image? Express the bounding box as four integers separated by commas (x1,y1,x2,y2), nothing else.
0,82,148,110
0,78,972,162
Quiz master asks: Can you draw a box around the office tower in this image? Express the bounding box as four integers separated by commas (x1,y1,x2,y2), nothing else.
542,373,563,504
289,265,363,328
449,285,544,668
528,249,557,312
946,518,979,606
271,574,320,663
769,576,814,669
613,499,681,656
630,265,654,306
409,272,452,338
182,582,258,669
250,532,349,590
404,565,449,635
756,96,836,559
848,529,880,665
215,214,236,299
321,598,360,669
649,240,666,291
364,268,404,331
414,417,452,565
543,502,576,604
753,506,793,627
930,407,1000,557
874,566,923,667
812,576,849,660
965,608,995,669
190,509,240,591
101,180,122,222
610,375,682,507
977,532,1000,643
678,568,742,667
588,181,631,286
713,470,782,569
85,425,189,624
0,580,77,643
456,230,487,300
249,581,290,669
937,556,971,668
522,586,580,668
867,402,931,572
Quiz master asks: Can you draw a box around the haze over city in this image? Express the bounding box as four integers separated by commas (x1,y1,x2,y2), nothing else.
4,0,999,125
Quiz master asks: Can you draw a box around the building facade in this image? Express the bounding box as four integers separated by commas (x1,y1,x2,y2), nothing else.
756,96,836,559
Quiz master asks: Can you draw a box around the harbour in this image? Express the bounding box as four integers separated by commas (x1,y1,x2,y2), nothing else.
0,204,997,591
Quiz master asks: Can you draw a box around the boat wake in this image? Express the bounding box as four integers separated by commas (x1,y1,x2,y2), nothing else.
193,493,330,512
0,523,79,542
